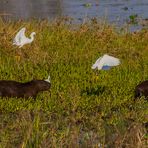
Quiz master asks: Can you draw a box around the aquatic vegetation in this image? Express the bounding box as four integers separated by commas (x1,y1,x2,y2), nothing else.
83,3,92,8
128,14,138,24
0,19,148,147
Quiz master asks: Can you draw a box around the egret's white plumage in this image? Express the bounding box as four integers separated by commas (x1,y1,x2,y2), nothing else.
45,75,51,83
92,54,120,70
13,27,36,48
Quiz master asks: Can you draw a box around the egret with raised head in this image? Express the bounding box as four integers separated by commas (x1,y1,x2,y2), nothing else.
13,27,36,48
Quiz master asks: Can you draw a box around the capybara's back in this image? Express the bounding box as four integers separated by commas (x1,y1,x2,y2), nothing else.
0,80,51,98
0,80,22,97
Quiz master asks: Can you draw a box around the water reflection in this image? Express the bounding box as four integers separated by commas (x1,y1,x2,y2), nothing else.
0,0,148,30
0,0,62,20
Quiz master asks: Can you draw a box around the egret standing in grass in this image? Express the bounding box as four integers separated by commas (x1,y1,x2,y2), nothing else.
13,27,36,48
92,54,120,70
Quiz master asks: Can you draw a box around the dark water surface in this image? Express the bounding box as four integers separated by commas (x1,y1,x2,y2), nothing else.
1,0,148,30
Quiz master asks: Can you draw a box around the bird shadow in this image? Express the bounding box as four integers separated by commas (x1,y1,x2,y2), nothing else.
81,85,106,96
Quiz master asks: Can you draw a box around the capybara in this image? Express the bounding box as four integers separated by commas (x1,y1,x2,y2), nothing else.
135,80,148,99
0,79,51,99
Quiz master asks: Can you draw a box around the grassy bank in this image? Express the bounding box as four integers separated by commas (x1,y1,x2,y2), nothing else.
0,19,148,147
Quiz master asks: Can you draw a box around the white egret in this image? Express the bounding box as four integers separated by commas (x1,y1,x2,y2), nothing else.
45,75,51,83
92,54,120,70
13,27,36,48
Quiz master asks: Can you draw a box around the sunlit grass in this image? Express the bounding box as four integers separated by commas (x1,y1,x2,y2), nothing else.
0,18,148,147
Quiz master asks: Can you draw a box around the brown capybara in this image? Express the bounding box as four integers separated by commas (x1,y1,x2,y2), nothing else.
0,79,51,99
135,80,148,99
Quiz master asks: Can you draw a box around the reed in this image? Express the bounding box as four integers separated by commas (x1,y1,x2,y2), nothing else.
0,18,147,147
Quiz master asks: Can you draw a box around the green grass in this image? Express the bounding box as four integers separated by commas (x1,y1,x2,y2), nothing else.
0,18,148,147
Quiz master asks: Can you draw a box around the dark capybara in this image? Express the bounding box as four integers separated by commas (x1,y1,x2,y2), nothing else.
135,80,148,99
0,79,51,99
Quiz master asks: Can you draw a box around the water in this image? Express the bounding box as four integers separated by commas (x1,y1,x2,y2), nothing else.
1,0,148,30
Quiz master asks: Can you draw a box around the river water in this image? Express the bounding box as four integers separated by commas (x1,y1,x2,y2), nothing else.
0,0,148,30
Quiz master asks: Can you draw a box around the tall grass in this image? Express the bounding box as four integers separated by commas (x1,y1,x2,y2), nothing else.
0,18,148,147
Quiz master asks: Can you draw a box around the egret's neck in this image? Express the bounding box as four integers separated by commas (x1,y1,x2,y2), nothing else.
30,33,35,41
